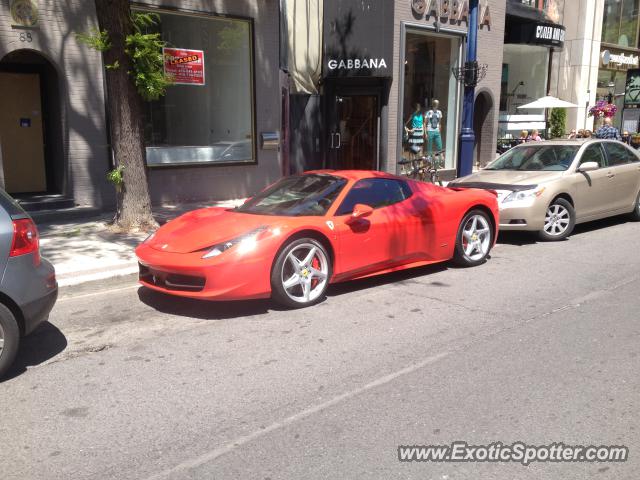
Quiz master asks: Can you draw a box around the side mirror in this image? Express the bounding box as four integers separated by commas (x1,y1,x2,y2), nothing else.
577,161,599,173
351,203,373,219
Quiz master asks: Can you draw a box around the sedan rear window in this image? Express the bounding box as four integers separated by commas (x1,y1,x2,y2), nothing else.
486,145,579,171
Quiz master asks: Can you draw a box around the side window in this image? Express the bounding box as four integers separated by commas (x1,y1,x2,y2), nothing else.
604,142,636,166
336,179,412,216
579,144,606,168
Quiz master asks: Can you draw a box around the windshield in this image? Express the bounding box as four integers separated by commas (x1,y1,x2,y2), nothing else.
236,174,347,216
486,145,579,171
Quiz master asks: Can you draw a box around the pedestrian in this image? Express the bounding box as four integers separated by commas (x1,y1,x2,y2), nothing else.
595,117,621,140
622,130,631,144
576,129,585,138
568,129,577,139
584,129,593,138
530,129,542,141
518,130,529,144
405,103,424,157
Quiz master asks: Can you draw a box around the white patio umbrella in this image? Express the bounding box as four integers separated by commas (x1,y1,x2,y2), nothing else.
517,95,578,109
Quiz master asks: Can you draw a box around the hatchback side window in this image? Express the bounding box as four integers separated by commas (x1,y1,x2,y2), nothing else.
604,142,637,166
579,144,606,168
336,178,412,216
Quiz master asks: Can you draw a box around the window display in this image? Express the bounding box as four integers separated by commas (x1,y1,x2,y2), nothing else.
138,9,256,166
401,30,462,170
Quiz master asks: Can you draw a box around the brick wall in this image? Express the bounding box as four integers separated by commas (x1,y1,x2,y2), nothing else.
0,0,113,207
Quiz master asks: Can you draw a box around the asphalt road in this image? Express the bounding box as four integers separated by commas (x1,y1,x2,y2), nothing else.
1,215,639,480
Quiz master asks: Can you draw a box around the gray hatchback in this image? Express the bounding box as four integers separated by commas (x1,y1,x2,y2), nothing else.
0,189,57,378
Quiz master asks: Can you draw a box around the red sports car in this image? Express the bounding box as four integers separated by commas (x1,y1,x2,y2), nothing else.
136,171,499,308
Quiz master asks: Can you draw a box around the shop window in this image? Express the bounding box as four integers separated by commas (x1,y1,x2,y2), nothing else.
138,9,255,166
401,29,462,170
602,0,640,47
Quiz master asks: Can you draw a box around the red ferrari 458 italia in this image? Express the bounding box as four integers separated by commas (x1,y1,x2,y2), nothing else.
136,171,499,308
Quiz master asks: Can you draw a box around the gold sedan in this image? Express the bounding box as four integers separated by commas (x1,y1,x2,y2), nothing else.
450,139,640,240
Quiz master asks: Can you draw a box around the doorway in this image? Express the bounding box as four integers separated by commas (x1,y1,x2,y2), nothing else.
0,72,46,193
0,50,65,196
328,93,379,170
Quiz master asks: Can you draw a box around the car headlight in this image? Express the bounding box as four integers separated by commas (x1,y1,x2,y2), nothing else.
201,227,268,259
501,186,545,207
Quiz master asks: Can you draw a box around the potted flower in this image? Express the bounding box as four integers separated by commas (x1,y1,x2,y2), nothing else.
588,100,618,129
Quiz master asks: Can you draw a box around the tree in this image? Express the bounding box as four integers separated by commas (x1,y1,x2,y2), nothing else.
549,108,567,139
79,1,170,230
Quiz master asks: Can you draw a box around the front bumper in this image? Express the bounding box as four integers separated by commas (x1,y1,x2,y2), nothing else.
135,242,274,301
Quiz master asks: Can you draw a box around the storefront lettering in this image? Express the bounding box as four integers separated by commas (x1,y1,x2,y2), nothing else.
411,0,492,28
601,50,639,69
327,58,388,70
535,25,565,43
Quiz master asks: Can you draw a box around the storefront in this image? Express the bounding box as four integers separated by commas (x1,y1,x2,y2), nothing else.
391,0,505,172
499,0,565,143
597,0,640,133
135,1,281,204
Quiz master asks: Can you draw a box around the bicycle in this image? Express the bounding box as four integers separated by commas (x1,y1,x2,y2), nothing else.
422,149,445,186
399,150,445,185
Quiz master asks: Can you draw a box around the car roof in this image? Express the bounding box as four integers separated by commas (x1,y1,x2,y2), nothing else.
513,139,611,147
303,170,399,181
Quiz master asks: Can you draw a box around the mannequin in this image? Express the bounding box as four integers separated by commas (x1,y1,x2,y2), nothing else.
404,102,424,157
425,99,443,156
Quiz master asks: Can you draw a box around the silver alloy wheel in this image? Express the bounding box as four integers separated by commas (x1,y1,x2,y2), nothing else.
461,214,491,261
544,204,571,236
0,322,4,356
281,243,329,304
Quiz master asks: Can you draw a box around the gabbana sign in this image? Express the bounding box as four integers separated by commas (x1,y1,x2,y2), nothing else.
323,0,394,78
411,0,493,28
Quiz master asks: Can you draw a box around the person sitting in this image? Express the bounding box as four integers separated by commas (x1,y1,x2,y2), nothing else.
530,129,542,141
568,129,577,139
595,117,621,140
622,130,631,144
583,129,593,138
518,130,529,144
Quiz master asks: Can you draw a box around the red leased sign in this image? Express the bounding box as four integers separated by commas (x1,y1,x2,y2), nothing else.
163,47,205,86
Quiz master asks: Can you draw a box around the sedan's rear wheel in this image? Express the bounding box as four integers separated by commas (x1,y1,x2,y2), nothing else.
453,210,493,267
538,198,575,241
271,238,331,308
0,304,20,379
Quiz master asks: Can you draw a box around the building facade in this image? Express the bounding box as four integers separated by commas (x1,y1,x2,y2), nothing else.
285,0,507,177
0,0,281,211
1,1,507,214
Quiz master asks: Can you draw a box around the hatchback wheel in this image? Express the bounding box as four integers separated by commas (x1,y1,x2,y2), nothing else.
453,210,494,267
539,198,575,241
0,303,20,379
271,238,331,308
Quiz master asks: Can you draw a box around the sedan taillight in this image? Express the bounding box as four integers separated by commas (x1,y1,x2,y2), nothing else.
10,218,40,264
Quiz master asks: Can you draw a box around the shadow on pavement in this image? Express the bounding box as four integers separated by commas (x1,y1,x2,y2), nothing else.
138,262,453,318
2,322,67,382
137,287,276,320
497,214,633,246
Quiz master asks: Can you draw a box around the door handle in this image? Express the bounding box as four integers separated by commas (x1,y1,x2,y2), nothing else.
336,133,341,149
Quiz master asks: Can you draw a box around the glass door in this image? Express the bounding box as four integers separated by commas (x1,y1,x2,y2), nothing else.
328,94,379,170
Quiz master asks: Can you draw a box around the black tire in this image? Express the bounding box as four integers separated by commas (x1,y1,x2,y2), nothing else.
628,191,640,221
0,303,20,379
452,209,494,267
271,238,332,308
538,198,576,241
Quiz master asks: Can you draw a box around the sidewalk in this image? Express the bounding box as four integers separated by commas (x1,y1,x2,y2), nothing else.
38,200,244,287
